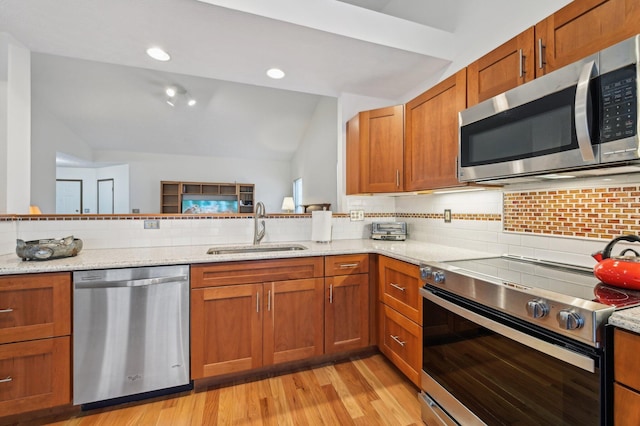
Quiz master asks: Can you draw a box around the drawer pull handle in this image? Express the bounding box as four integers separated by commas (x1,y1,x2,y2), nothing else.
339,263,359,268
389,283,406,292
0,308,13,313
390,335,406,347
329,284,333,304
0,376,12,384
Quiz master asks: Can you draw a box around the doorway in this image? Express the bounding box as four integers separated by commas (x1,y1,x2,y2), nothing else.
56,179,83,214
97,178,114,214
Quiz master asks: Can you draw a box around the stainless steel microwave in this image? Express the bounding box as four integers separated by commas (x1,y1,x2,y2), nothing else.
459,35,640,183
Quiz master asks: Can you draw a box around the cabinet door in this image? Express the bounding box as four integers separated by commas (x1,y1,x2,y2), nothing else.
0,336,71,417
325,274,369,354
405,69,467,191
536,0,640,76
467,27,535,106
361,105,404,193
191,284,262,379
378,256,422,324
346,114,361,195
378,303,421,386
263,278,324,365
0,273,71,345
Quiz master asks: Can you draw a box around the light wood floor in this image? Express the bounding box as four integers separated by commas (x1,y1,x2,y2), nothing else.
41,354,422,425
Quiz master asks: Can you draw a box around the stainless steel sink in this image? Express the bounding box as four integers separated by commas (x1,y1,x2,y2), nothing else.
207,244,307,255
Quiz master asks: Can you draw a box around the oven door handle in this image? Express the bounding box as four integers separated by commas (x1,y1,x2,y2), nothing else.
421,288,596,373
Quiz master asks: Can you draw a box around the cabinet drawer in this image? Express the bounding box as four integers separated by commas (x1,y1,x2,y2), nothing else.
324,254,369,276
614,382,640,426
191,257,324,288
378,256,421,324
0,336,71,417
0,273,71,344
379,303,421,386
614,328,640,390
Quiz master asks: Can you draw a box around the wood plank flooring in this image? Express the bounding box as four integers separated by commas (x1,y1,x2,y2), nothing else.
37,354,422,425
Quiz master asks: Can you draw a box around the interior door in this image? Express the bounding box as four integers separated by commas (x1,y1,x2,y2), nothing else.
56,179,82,214
97,178,114,214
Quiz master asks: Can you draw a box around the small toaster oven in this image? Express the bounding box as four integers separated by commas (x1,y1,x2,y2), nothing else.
371,222,407,241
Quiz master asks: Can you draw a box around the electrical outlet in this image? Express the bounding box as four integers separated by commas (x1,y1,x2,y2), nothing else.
350,209,365,221
444,209,452,223
144,220,160,229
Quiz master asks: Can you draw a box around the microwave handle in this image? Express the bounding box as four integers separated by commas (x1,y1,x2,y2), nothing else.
575,60,597,162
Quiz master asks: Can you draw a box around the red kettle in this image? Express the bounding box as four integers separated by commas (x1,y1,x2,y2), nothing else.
593,235,640,290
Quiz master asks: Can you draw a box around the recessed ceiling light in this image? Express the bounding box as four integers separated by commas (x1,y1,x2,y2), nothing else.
187,99,196,107
267,68,285,79
165,87,176,97
147,47,171,62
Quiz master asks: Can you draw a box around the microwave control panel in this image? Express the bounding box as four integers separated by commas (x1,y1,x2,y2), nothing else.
601,65,637,142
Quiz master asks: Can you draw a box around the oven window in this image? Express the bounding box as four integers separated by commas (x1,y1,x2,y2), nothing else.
423,298,600,425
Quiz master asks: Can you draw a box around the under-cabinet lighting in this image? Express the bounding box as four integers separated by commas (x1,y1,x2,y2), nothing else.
432,188,487,195
539,174,576,179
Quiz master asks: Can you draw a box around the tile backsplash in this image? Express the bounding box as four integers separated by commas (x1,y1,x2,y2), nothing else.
504,185,640,239
4,176,640,270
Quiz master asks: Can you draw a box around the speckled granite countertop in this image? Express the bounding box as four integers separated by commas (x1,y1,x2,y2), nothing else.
609,307,640,334
0,239,490,275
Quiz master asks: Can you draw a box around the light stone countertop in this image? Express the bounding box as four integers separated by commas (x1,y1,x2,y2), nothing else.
6,237,640,334
0,238,489,275
609,307,640,334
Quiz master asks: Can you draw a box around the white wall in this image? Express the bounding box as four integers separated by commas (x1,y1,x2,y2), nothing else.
290,96,338,209
31,107,94,213
94,150,291,213
0,33,31,214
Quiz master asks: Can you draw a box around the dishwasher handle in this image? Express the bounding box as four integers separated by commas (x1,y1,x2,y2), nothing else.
75,275,188,289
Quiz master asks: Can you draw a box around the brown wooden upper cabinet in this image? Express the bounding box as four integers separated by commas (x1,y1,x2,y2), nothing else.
467,28,536,107
536,0,640,77
405,69,467,191
468,0,640,106
347,105,404,194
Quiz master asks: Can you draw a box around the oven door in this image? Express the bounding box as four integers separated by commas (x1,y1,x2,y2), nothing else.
420,286,607,426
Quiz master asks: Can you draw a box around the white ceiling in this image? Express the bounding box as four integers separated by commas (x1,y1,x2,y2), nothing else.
0,0,570,162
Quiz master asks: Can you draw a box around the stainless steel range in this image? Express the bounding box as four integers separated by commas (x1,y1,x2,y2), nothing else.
418,255,625,426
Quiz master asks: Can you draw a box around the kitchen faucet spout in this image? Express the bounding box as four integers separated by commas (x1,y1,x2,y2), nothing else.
253,201,266,245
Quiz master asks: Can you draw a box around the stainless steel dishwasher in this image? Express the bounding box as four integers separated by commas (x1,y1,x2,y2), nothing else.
73,265,190,406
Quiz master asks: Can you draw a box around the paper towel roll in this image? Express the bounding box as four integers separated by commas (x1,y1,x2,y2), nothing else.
311,210,332,242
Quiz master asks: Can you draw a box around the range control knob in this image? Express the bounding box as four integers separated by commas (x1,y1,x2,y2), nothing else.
433,271,445,284
420,266,433,280
557,309,584,330
526,300,549,319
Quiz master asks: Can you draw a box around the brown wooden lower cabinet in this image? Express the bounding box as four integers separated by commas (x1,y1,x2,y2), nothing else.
614,327,640,425
378,303,421,386
191,284,263,379
191,278,325,379
325,273,369,354
191,256,372,380
0,336,71,417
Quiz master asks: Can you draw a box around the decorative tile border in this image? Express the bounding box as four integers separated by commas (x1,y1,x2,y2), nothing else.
396,213,501,221
504,185,640,238
0,213,352,221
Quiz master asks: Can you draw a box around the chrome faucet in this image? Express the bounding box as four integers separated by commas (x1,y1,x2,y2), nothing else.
253,201,266,245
